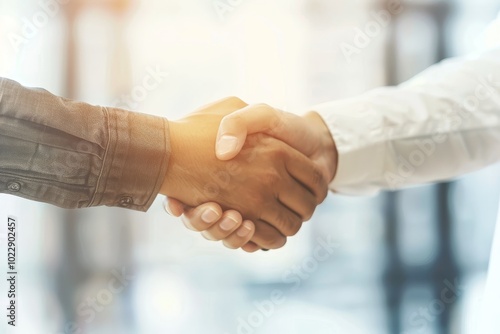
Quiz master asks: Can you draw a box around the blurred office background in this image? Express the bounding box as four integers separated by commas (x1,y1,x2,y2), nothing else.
1,0,500,333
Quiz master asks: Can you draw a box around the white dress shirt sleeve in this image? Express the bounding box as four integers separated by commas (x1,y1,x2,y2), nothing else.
313,47,500,195
311,15,500,333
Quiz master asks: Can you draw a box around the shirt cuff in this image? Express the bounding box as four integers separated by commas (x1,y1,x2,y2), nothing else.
90,107,171,212
311,97,387,196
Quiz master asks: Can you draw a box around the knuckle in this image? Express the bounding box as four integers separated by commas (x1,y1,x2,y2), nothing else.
318,181,329,203
262,170,281,187
253,103,271,111
312,167,323,187
224,96,247,108
286,226,300,237
245,190,263,206
319,185,328,203
272,211,301,237
254,103,282,129
311,167,328,202
284,216,302,237
269,144,287,161
302,192,318,221
303,207,315,222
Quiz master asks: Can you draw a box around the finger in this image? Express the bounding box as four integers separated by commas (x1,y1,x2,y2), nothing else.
278,176,318,222
215,105,287,160
201,211,243,241
180,203,223,232
241,242,261,253
284,148,328,204
251,219,287,249
163,197,186,217
222,220,255,249
260,201,303,237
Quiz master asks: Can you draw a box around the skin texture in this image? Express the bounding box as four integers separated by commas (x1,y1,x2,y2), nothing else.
166,101,338,252
160,98,328,250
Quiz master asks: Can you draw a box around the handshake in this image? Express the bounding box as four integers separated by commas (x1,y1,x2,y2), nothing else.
159,97,338,252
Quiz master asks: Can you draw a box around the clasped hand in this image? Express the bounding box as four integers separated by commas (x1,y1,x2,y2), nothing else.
160,97,337,252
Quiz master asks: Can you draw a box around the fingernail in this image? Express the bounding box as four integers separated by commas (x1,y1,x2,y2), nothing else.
236,222,252,237
261,249,269,252
220,216,239,231
163,199,173,216
216,135,238,156
201,209,220,224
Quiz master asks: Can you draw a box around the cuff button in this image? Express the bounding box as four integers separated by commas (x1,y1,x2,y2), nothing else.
7,182,21,192
118,196,133,207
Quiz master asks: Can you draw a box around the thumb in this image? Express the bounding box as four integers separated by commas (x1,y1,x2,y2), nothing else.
215,104,293,160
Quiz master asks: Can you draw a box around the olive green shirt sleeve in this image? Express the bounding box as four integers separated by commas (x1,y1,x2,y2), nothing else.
0,78,171,211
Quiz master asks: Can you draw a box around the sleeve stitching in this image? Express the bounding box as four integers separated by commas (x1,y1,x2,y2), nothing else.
88,106,112,207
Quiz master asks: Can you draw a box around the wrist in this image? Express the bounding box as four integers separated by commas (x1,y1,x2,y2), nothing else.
160,120,185,197
304,111,338,183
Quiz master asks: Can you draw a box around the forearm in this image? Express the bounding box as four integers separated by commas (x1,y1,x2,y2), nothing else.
313,48,500,194
0,78,170,211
